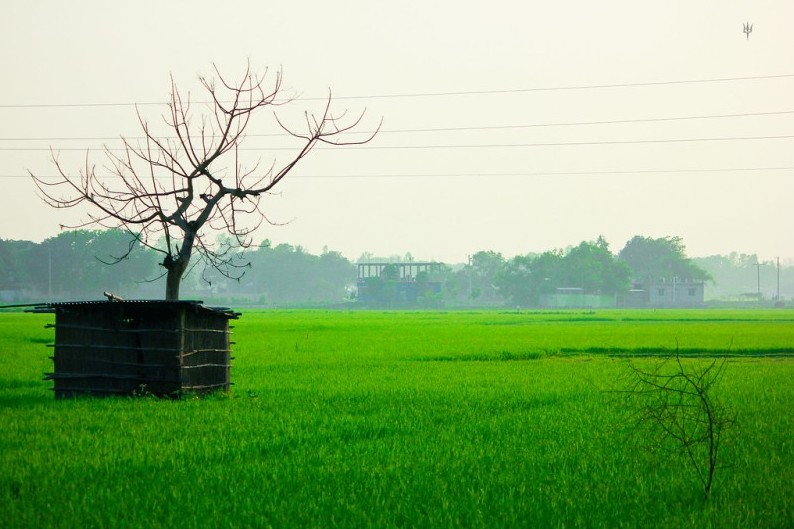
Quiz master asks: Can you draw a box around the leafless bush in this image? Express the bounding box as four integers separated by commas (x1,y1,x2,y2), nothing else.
614,351,736,500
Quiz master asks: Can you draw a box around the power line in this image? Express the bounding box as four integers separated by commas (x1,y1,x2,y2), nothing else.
379,110,794,134
333,73,794,100
293,167,794,179
0,73,792,109
10,166,793,180
4,134,792,152
1,109,791,142
343,135,794,150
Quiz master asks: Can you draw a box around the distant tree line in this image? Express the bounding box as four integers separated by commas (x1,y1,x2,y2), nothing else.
443,236,713,307
692,253,790,302
0,230,157,302
1,230,790,306
195,241,356,306
0,231,356,306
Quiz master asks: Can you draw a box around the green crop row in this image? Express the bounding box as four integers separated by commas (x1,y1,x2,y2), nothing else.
1,310,792,528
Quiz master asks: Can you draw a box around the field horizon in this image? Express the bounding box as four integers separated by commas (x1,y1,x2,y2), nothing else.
1,309,792,528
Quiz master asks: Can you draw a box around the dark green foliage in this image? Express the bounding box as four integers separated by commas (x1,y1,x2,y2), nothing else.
620,235,711,283
0,234,357,306
495,237,631,306
0,239,36,289
236,244,356,306
464,250,506,303
0,229,158,301
565,237,632,295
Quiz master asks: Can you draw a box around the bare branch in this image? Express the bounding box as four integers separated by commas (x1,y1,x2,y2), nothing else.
29,64,379,300
611,349,736,500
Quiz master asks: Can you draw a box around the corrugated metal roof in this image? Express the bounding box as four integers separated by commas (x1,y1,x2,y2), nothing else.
45,299,204,307
27,299,240,318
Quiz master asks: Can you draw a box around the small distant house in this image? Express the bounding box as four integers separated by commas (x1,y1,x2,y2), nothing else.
31,300,239,398
621,278,705,308
648,278,705,307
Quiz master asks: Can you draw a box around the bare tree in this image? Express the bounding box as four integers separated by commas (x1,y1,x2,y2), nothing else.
31,64,378,300
616,351,736,500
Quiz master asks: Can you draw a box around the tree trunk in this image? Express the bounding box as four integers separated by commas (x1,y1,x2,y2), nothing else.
165,263,186,301
164,232,195,301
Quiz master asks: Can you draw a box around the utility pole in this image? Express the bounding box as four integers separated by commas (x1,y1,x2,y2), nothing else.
753,260,763,303
776,257,780,302
467,254,473,304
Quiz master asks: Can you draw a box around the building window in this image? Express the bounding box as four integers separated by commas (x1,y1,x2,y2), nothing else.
658,288,666,296
688,288,696,296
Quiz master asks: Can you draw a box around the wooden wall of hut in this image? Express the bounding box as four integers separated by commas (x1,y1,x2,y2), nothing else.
30,300,240,398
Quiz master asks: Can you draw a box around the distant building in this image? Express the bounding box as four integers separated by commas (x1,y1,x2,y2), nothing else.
649,278,705,307
620,278,705,308
357,262,444,307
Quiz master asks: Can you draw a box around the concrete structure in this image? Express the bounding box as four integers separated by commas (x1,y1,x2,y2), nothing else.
356,262,444,307
648,278,705,307
621,278,706,308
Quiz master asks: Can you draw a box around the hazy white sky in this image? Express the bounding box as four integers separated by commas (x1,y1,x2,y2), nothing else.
1,1,792,263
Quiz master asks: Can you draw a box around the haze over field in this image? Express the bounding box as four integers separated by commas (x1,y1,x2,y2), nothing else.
1,1,792,263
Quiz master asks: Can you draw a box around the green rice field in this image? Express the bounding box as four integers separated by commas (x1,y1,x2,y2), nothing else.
1,309,793,528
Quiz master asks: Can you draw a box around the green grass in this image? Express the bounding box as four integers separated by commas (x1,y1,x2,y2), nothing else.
1,309,792,528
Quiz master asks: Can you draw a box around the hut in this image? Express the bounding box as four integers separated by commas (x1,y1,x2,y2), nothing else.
30,300,240,398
